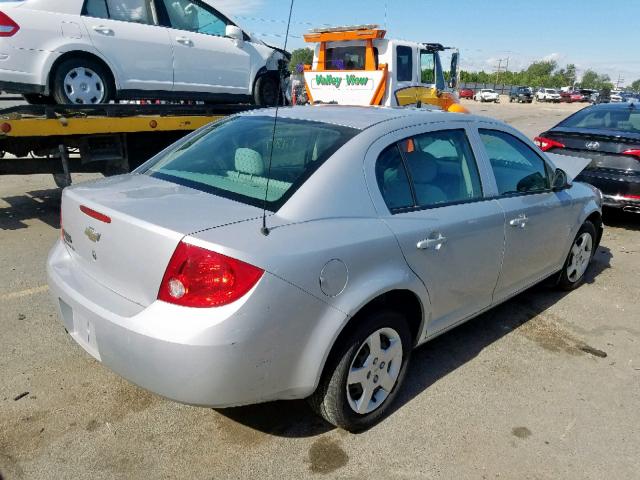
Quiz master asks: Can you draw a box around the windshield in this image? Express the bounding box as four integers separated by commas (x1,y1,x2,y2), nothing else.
141,116,359,211
559,107,640,133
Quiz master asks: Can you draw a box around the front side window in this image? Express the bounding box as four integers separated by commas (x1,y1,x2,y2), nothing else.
84,0,156,24
142,116,359,211
420,50,435,84
160,0,228,35
479,129,551,195
396,46,413,82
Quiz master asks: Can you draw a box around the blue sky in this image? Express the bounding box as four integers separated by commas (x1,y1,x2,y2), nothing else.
217,0,640,86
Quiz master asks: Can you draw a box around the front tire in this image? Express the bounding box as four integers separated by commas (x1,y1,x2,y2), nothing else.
253,74,280,107
556,221,597,290
308,310,412,432
52,58,113,105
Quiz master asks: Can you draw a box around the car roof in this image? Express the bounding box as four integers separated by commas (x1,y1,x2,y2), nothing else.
588,102,638,110
237,105,448,130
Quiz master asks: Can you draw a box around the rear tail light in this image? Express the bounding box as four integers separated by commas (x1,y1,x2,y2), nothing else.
534,136,565,152
622,149,640,160
80,205,111,223
158,241,264,308
0,11,19,37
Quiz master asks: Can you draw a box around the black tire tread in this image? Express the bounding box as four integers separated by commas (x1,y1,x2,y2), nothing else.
308,309,412,432
556,220,597,291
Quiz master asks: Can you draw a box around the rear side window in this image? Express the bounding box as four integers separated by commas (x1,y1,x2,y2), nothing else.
396,46,413,82
375,145,413,210
479,129,551,195
559,108,640,133
376,129,483,211
143,116,359,211
402,130,483,208
83,0,156,24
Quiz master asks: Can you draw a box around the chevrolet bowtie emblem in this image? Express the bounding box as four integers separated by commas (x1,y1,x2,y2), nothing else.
84,227,101,243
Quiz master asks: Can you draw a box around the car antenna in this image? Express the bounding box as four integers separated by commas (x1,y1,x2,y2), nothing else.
261,0,295,236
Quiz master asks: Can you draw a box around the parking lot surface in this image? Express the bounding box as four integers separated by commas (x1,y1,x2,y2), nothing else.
1,100,639,479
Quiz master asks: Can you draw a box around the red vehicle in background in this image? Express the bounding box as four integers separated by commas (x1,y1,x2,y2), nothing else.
459,88,474,99
560,91,585,103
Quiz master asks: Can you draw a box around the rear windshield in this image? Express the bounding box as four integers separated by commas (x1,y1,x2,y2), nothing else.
559,107,640,133
142,115,359,211
325,46,378,70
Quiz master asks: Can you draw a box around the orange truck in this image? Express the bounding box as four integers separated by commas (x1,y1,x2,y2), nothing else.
301,25,467,113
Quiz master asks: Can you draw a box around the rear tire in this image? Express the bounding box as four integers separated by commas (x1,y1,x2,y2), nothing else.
308,309,412,432
555,221,597,291
51,58,114,105
253,74,280,107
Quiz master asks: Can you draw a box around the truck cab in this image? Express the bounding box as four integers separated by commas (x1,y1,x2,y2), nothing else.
302,25,466,113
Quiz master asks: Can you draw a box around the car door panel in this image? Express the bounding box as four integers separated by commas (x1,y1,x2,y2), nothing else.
168,30,250,93
473,127,578,302
385,201,505,334
367,125,505,335
81,0,173,91
493,192,573,301
157,0,250,94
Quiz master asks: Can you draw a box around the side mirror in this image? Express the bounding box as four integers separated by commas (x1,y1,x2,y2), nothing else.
226,25,244,44
552,168,570,191
449,52,459,89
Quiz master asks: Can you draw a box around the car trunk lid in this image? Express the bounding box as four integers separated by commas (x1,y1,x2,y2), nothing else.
60,174,264,306
545,129,640,173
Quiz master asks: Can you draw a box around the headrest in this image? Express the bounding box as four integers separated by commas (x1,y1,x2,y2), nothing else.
235,148,264,176
405,151,438,183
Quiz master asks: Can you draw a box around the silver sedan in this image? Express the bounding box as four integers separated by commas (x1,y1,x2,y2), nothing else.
47,106,603,432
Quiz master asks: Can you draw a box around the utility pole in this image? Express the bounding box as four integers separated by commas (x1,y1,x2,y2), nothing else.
494,58,508,88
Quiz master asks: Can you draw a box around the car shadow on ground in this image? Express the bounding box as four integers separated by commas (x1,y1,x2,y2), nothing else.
603,207,640,231
0,188,61,230
217,245,613,437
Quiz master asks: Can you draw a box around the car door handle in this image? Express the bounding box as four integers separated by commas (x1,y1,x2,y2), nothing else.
92,25,114,36
176,36,194,46
509,214,528,228
417,233,448,251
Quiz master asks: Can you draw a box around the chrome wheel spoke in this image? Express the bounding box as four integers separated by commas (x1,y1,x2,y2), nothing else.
379,372,396,392
382,339,402,363
368,332,382,358
348,366,369,386
356,383,375,414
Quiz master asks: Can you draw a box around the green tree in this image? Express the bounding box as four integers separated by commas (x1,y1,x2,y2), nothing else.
289,48,314,73
631,79,640,92
580,70,614,90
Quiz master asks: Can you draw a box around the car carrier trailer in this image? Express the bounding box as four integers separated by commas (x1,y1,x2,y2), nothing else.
0,103,256,186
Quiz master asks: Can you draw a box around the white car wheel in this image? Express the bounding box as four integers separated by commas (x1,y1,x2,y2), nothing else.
63,67,106,104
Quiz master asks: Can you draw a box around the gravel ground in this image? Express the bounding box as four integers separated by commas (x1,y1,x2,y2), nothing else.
1,100,639,480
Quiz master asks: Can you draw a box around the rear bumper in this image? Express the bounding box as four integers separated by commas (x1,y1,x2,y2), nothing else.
576,169,640,208
47,240,346,407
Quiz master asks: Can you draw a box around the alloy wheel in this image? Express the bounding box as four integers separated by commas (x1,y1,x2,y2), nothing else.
346,327,403,415
567,232,593,282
